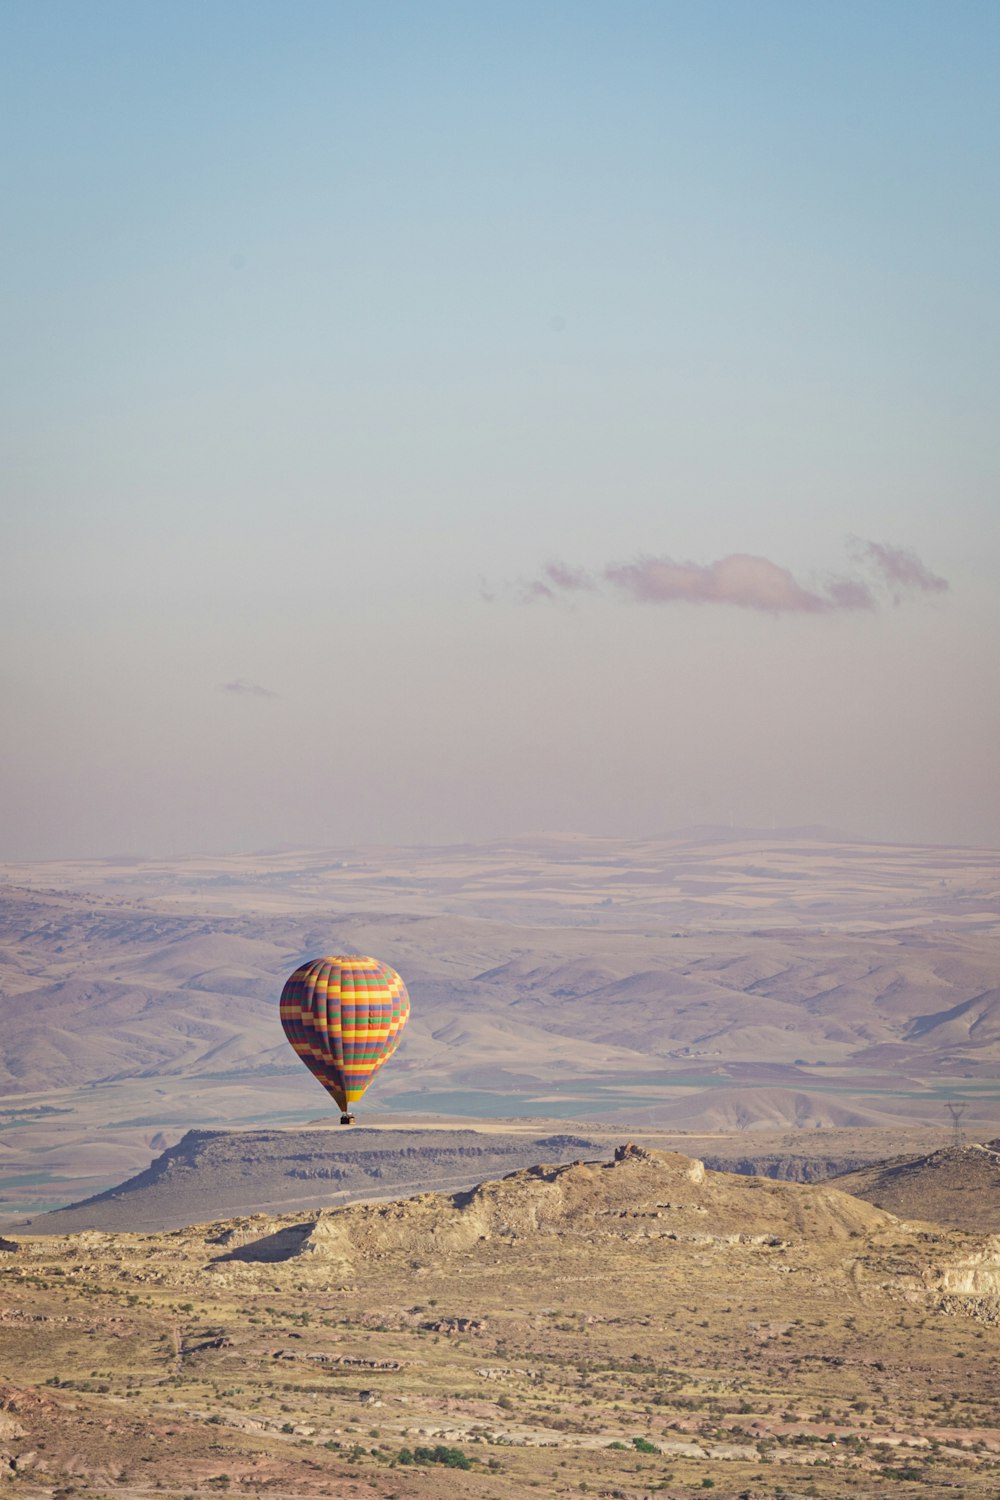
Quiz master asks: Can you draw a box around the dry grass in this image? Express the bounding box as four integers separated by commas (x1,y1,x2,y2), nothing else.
2,1148,999,1498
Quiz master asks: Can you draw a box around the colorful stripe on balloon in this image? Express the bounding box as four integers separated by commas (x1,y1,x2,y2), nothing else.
280,955,409,1112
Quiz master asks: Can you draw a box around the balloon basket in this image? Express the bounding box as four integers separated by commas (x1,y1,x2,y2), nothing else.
339,1113,356,1126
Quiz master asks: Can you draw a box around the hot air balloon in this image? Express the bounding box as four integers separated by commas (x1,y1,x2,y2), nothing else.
280,955,409,1123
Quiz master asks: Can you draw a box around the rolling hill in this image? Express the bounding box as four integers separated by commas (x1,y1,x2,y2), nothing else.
834,1139,1000,1232
1,831,998,1219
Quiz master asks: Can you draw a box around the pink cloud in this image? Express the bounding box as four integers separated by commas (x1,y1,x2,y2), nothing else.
516,563,597,603
508,539,947,616
543,561,597,592
850,539,949,601
604,553,853,613
823,576,878,611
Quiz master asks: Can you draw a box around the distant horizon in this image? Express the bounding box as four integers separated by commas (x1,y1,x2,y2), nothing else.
4,820,999,868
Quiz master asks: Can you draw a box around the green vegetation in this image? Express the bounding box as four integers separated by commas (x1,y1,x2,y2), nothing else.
396,1444,472,1469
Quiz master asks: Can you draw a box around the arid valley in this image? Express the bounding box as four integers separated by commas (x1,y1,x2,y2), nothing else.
1,831,999,1497
7,0,1000,1491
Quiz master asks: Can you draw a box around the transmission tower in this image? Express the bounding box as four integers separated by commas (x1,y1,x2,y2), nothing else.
945,1101,967,1148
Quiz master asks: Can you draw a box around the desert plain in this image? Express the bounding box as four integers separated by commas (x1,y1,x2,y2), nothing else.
1,829,999,1497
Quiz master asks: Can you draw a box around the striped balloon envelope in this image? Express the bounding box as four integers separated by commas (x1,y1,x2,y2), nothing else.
280,955,410,1120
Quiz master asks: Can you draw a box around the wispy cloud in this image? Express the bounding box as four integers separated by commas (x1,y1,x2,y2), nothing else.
515,561,600,604
220,678,279,698
849,538,949,602
519,578,558,604
542,560,599,593
502,540,948,616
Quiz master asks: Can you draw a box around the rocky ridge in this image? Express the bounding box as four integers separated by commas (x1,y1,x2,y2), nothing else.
12,1146,1000,1319
3,1145,1000,1497
26,1127,602,1234
834,1138,1000,1232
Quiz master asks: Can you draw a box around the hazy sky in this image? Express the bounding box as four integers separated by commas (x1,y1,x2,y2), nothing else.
2,0,998,858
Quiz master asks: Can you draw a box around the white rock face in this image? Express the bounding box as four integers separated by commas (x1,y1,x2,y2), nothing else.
933,1237,1000,1296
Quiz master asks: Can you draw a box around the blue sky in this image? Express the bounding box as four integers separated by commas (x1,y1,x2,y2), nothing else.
2,1,997,856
